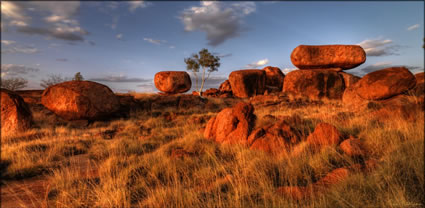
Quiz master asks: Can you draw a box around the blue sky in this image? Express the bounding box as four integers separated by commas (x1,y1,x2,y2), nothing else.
1,1,423,92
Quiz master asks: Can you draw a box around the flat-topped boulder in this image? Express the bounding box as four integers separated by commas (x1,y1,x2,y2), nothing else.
263,66,285,92
154,71,191,94
354,67,415,100
41,81,120,120
283,69,345,100
1,88,33,137
229,69,266,98
291,45,366,70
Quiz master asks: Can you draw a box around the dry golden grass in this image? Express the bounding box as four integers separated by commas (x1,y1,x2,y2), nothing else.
1,93,423,208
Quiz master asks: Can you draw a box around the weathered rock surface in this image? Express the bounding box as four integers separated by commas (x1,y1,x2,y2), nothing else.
291,45,366,70
307,123,342,148
204,102,255,144
263,66,285,92
410,72,424,96
283,70,345,100
41,81,120,120
1,89,33,137
339,136,365,157
229,70,265,98
339,72,361,88
154,71,191,94
248,120,301,155
354,67,415,100
218,80,232,93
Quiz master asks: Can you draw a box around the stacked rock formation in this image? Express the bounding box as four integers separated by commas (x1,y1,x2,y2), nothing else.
154,71,191,94
1,88,33,137
41,81,120,120
284,45,366,100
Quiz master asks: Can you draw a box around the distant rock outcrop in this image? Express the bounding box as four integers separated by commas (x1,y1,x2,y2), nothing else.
154,71,191,94
290,45,366,70
218,80,232,93
41,81,120,120
204,102,255,144
229,70,266,98
283,70,345,100
263,66,285,93
1,88,33,136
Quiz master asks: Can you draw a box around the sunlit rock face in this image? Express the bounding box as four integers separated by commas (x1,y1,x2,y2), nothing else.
41,81,120,120
229,69,266,98
1,88,33,136
290,45,366,70
154,71,192,94
283,69,345,100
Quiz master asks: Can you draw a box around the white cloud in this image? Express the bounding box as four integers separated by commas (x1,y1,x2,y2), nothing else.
1,40,16,45
181,1,256,46
143,37,166,45
357,37,399,56
44,15,66,23
281,68,297,74
128,1,148,12
10,20,28,26
1,1,28,21
407,24,420,31
116,33,123,40
1,64,40,77
245,58,269,68
1,46,39,54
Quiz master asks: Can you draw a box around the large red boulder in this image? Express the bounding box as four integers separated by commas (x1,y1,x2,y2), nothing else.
154,71,191,94
204,102,255,144
307,123,342,148
283,69,345,100
41,81,120,120
1,89,33,136
229,70,265,98
263,66,285,92
291,45,366,70
248,120,301,155
354,67,415,100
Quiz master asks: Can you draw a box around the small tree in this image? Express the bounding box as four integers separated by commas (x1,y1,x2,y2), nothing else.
184,48,220,96
40,74,69,88
73,72,84,81
1,77,28,91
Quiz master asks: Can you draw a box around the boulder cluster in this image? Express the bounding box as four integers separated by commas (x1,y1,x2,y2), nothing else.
283,45,365,100
203,102,377,199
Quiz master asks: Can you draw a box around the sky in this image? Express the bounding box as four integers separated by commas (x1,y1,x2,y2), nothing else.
1,1,424,93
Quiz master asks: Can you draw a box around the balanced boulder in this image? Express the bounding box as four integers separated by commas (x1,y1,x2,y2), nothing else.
291,45,366,70
354,67,415,100
229,70,265,98
1,89,33,137
263,66,285,92
283,69,345,100
41,81,120,120
204,102,255,144
154,71,191,94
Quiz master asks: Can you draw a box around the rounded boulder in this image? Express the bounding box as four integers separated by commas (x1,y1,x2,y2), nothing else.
354,67,416,100
41,81,120,120
154,71,191,94
263,66,285,92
